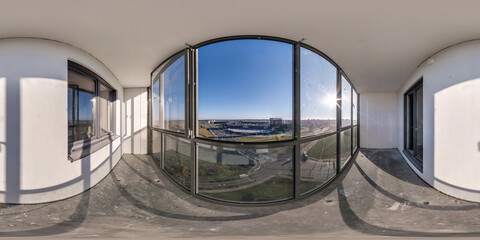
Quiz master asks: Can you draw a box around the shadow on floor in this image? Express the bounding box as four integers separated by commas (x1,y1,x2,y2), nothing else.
1,149,480,238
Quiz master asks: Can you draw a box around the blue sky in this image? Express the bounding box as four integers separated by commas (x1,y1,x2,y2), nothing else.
157,39,347,121
300,47,338,120
198,39,293,120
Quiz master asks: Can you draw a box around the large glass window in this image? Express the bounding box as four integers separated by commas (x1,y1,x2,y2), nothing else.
68,70,96,143
300,47,337,137
164,135,192,189
150,37,360,204
300,135,336,194
341,76,352,127
152,78,160,128
197,39,293,142
162,56,185,132
197,143,293,202
68,62,116,150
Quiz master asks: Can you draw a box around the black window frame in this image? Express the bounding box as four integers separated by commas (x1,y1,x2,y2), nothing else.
149,36,360,204
150,51,189,138
403,78,423,172
67,60,117,161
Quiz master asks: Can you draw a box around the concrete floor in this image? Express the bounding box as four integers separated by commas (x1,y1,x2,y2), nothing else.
1,149,480,239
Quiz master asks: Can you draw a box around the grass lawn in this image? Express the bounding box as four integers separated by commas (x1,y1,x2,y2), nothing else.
304,135,337,159
203,176,293,202
198,126,215,138
235,134,292,142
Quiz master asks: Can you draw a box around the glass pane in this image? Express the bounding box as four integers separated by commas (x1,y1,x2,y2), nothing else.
99,84,112,134
406,93,414,150
353,126,358,151
352,90,358,125
151,130,161,164
68,87,74,143
152,78,160,128
197,39,293,142
198,143,293,202
340,129,352,167
300,135,336,194
416,131,423,159
162,56,185,132
300,47,337,137
68,70,95,143
341,76,352,127
416,86,423,128
164,135,191,189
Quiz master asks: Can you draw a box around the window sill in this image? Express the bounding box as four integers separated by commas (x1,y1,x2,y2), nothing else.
68,133,119,162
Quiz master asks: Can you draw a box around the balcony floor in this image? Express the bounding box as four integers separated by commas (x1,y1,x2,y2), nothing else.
1,149,480,239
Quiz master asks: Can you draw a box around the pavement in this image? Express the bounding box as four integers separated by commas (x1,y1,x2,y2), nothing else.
1,149,480,240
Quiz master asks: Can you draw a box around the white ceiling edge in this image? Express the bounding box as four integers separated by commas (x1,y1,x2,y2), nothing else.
2,0,480,93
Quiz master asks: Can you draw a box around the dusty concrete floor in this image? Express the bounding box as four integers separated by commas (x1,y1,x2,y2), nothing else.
1,149,480,239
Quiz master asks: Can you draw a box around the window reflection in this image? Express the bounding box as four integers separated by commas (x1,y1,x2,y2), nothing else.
152,78,160,128
341,76,352,127
68,70,95,143
162,56,185,132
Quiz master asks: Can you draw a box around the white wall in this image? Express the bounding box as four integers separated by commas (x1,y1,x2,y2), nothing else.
359,93,398,148
0,38,124,203
398,40,480,202
123,88,148,154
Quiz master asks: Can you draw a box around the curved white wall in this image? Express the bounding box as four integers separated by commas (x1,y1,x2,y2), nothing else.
398,40,480,202
0,38,124,203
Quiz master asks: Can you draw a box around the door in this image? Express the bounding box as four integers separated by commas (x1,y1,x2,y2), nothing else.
404,79,423,170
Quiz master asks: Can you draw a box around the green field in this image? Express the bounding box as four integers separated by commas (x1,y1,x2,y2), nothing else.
235,134,292,142
303,134,337,159
198,126,215,138
164,148,192,189
203,176,293,202
198,160,250,181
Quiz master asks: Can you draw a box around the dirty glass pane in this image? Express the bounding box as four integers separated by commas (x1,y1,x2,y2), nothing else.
300,134,337,194
340,129,352,167
197,143,293,202
164,134,191,189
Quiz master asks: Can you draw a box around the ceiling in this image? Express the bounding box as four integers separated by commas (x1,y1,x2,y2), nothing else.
2,0,480,93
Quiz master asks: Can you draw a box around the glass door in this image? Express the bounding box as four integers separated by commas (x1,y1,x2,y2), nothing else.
404,79,423,171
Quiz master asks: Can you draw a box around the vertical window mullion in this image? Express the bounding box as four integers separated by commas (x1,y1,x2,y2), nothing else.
293,44,301,199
